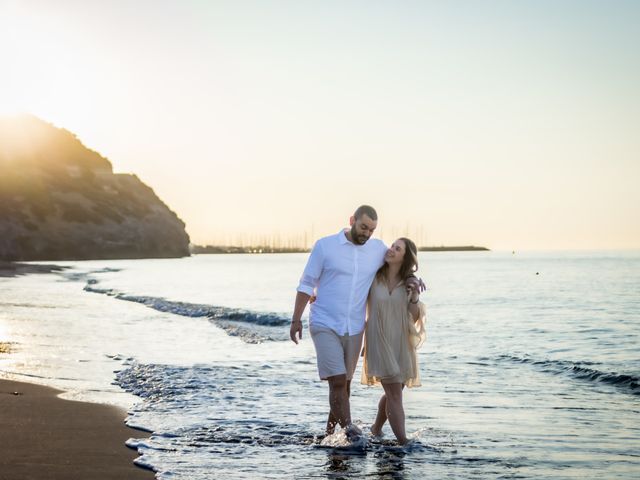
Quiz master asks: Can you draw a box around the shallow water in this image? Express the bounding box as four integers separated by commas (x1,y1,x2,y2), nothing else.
1,251,639,478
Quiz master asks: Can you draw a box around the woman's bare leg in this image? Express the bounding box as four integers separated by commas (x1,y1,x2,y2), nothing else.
371,394,387,436
381,383,408,444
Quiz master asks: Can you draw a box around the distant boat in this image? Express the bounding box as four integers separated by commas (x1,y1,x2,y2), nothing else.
190,245,309,254
418,246,490,252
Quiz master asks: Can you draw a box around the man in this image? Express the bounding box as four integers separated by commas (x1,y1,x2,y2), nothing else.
290,205,387,439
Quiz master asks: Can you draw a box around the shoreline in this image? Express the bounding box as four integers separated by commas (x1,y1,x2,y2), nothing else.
0,379,154,480
0,261,68,277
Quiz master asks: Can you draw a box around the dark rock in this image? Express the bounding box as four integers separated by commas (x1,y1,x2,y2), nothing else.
0,115,190,260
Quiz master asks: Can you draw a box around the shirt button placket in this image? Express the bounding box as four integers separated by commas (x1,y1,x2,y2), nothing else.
348,247,359,336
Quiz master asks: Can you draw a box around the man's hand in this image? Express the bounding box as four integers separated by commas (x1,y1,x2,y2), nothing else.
290,319,303,344
405,276,426,293
290,291,311,344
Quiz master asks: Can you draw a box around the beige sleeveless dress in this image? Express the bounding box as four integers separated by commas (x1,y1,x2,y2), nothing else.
361,278,426,388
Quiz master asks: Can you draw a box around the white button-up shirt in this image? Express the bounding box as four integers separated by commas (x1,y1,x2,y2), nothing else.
297,229,387,336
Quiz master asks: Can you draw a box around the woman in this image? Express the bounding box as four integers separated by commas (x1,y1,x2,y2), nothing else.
361,237,426,445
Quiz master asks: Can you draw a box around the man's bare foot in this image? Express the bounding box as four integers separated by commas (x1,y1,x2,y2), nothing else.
344,423,363,442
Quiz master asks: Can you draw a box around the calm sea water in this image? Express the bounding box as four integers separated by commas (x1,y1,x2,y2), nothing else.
1,251,639,479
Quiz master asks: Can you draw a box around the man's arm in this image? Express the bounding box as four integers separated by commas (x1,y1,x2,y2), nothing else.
290,291,311,344
406,277,426,321
290,240,324,344
406,275,426,293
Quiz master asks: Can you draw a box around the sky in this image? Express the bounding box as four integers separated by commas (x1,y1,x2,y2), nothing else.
1,0,638,250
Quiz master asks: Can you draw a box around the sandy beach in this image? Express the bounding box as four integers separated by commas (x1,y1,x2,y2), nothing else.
0,379,154,480
0,261,67,278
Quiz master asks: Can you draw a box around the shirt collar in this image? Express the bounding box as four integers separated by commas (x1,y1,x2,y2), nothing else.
339,228,351,245
340,228,374,247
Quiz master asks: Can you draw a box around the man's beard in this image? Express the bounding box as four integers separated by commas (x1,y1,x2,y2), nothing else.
351,224,369,245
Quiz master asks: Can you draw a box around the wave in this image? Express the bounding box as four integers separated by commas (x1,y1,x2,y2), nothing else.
496,354,640,396
62,267,122,282
83,282,290,344
116,362,459,469
84,285,289,326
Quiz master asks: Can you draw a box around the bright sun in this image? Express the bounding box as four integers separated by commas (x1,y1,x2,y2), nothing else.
0,2,96,122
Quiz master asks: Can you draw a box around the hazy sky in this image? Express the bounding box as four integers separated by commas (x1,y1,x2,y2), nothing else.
1,0,639,249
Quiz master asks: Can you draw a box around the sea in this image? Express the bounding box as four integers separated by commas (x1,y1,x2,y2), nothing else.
0,251,639,479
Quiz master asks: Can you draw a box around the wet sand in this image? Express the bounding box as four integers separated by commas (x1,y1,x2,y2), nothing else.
0,261,67,277
0,379,154,480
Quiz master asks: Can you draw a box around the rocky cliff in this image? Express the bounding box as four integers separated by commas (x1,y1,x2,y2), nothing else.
0,115,190,260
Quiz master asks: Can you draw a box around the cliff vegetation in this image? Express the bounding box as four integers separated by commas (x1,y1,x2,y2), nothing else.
0,115,190,260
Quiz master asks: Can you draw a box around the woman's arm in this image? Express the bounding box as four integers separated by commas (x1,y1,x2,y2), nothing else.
407,284,421,321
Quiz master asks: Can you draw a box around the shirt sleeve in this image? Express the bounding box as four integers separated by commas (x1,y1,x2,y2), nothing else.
377,239,388,266
297,240,324,296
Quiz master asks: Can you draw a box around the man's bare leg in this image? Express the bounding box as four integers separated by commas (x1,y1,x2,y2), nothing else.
326,410,337,435
326,379,351,434
326,375,352,435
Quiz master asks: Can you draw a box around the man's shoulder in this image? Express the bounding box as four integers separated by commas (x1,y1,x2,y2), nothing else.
367,238,387,251
316,231,342,246
309,232,339,255
369,238,386,247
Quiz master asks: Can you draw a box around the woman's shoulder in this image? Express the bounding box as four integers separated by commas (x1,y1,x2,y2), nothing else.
369,277,386,294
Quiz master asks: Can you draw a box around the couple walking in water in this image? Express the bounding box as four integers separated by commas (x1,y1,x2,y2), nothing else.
290,205,426,445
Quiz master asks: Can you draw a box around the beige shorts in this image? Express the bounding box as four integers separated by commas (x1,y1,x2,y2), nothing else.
309,324,364,381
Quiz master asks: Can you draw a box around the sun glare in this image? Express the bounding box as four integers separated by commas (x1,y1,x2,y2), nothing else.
0,2,94,127
0,114,51,160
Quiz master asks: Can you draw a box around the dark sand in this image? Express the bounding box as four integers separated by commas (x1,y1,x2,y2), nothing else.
0,380,154,480
0,261,67,277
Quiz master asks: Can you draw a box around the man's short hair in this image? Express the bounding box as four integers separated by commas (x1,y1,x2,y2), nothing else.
354,205,378,221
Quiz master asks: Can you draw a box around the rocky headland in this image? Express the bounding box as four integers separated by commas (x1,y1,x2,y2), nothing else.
0,115,190,260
